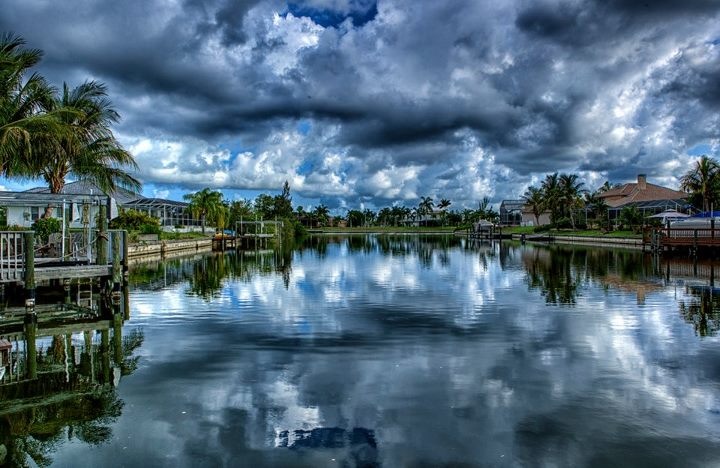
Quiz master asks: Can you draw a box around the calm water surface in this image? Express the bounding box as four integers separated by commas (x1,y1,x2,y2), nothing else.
5,235,720,467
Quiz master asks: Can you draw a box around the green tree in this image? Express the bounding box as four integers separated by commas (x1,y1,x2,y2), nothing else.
273,180,293,218
558,173,586,229
254,193,275,218
183,188,224,234
312,204,329,226
438,198,451,226
522,186,545,226
680,155,720,213
418,196,434,226
619,205,643,233
584,190,609,229
227,199,254,228
0,33,58,177
34,80,140,217
540,172,562,225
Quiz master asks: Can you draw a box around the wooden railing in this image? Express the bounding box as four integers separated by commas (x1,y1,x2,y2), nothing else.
0,229,127,284
0,232,26,282
646,226,720,250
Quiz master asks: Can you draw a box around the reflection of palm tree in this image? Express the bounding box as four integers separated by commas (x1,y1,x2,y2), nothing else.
679,287,720,337
524,247,581,304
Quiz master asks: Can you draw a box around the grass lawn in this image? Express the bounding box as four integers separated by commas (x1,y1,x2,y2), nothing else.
501,226,641,238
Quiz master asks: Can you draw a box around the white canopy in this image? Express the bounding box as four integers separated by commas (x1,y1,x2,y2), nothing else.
647,209,690,221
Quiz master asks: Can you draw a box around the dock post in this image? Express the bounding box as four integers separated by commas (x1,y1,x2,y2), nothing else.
24,311,37,379
23,231,35,308
121,230,129,284
96,205,108,265
112,232,122,293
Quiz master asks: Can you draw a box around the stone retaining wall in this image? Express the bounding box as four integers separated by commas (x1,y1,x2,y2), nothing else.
128,239,212,259
549,235,644,249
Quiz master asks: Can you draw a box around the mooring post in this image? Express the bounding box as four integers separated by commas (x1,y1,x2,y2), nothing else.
96,205,108,265
24,311,37,379
23,231,35,308
122,230,129,284
112,232,122,294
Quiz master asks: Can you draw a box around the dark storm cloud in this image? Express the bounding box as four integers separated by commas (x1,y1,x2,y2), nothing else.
1,0,719,206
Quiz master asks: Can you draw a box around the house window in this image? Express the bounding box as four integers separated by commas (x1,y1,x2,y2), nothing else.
30,206,40,221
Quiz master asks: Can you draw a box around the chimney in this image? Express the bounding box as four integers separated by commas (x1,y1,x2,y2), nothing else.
637,174,647,190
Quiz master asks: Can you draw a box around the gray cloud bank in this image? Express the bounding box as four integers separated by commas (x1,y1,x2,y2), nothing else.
2,0,719,208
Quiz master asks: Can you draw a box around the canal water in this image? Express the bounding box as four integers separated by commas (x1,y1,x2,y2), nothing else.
3,235,720,467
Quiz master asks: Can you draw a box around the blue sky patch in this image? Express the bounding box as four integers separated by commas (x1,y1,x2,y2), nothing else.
287,1,378,28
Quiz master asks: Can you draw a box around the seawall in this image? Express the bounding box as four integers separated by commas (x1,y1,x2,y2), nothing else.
128,239,212,264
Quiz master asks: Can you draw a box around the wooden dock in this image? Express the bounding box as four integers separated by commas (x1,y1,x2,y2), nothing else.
644,226,720,255
0,221,128,307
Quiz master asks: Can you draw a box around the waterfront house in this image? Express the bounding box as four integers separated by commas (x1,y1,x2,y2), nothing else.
597,174,691,221
0,190,111,229
499,200,524,226
8,181,201,230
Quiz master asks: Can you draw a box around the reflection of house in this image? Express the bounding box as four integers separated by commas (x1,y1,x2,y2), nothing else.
499,200,523,225
598,174,690,221
600,274,664,305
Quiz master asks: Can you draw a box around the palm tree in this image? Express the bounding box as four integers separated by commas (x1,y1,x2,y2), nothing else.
0,33,59,176
437,198,451,226
184,188,224,234
540,173,562,225
681,156,720,213
559,173,586,229
522,186,545,226
33,80,140,217
597,180,615,193
418,196,434,226
312,204,329,226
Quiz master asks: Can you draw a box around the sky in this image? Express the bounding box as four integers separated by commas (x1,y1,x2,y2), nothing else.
1,0,719,212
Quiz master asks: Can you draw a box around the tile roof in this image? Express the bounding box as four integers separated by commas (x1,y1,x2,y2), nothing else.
598,182,687,208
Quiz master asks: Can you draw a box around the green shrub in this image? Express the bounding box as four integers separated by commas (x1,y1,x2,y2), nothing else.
110,209,161,231
32,217,61,243
533,225,549,233
140,223,161,235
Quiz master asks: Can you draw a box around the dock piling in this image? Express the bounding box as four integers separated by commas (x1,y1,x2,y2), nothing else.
112,232,122,294
23,231,35,308
96,205,108,265
24,311,37,379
